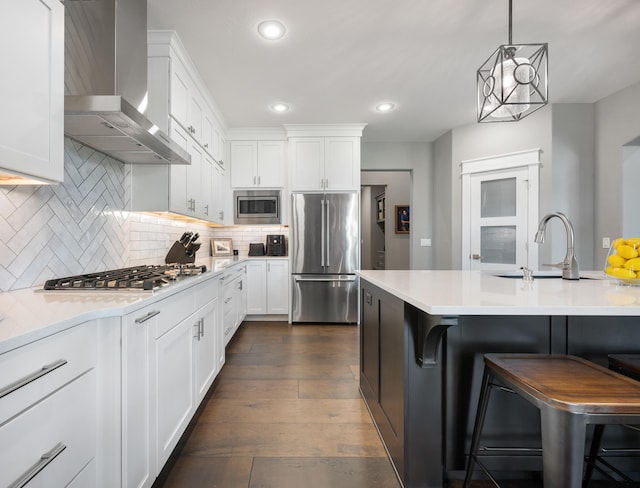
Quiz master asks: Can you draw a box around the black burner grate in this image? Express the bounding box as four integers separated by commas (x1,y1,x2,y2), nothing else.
43,264,207,291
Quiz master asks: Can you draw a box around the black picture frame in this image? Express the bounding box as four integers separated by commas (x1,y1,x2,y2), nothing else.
395,205,410,234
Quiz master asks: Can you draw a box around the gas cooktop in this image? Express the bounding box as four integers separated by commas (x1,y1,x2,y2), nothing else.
43,264,208,291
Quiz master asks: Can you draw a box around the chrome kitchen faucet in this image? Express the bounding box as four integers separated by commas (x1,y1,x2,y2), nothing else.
534,212,580,280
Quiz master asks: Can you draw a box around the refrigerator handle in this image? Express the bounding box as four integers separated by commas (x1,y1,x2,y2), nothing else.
320,198,325,267
325,199,330,268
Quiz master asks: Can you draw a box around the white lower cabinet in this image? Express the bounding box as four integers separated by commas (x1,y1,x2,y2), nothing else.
221,264,247,346
122,303,159,488
0,323,98,488
245,259,289,316
155,310,196,469
245,260,267,314
266,260,289,314
121,276,221,488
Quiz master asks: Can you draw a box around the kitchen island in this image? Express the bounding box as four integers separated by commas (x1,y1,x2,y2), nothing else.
357,270,640,488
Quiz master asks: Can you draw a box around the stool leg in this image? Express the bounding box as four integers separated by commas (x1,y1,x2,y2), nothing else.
540,407,587,488
583,424,605,487
463,369,492,488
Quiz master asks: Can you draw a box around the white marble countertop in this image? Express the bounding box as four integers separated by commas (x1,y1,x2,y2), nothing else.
0,255,283,354
357,270,640,316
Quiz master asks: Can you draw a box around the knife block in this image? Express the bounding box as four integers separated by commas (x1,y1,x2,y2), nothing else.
165,241,196,264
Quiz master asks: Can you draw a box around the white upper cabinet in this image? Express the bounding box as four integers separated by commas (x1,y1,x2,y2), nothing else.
169,54,190,130
230,141,256,188
147,31,226,162
230,141,285,188
0,0,64,184
289,138,325,191
289,137,360,191
136,31,227,224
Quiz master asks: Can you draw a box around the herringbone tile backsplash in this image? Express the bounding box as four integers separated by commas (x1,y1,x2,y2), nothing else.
0,138,288,292
0,139,209,291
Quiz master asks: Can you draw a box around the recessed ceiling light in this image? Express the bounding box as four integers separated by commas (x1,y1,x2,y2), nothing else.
375,102,396,112
257,20,286,41
270,103,289,113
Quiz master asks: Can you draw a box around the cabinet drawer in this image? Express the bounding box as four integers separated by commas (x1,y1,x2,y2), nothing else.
195,277,217,310
0,323,97,424
154,289,195,339
223,310,235,341
222,288,234,315
0,370,97,488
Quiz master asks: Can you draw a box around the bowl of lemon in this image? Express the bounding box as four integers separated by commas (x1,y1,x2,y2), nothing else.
605,237,640,285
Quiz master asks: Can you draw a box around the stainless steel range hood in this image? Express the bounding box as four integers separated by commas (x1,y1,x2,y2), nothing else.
64,0,189,165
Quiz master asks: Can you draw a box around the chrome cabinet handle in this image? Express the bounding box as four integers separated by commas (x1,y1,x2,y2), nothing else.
204,204,209,215
0,359,68,399
224,297,232,304
258,175,261,185
471,254,484,261
199,318,204,338
253,176,256,185
134,310,160,324
193,322,200,341
8,442,66,488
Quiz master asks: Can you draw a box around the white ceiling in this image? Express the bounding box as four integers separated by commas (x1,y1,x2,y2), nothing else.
147,0,640,143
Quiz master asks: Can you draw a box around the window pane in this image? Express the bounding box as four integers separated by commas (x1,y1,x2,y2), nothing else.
481,178,516,218
481,226,516,264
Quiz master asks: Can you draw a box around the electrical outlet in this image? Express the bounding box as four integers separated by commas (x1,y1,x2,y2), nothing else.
602,237,610,249
420,238,432,247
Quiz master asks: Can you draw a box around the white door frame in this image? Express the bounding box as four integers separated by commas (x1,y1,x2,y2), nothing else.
461,149,541,270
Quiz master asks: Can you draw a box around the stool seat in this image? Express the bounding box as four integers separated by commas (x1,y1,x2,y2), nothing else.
464,354,640,488
487,354,640,415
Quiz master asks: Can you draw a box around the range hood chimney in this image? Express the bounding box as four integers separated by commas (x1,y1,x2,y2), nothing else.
64,0,189,165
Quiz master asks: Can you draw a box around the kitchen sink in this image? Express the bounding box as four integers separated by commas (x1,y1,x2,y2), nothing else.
492,270,603,280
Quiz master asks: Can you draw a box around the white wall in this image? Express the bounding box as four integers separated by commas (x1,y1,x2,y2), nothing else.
433,131,453,269
431,106,595,270
361,142,432,269
594,81,640,267
623,145,640,237
448,109,553,269
551,104,595,268
360,186,372,269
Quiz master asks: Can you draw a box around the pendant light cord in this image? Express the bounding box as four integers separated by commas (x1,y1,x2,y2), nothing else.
508,0,513,45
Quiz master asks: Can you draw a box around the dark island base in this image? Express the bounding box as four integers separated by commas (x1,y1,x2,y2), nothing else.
359,279,640,488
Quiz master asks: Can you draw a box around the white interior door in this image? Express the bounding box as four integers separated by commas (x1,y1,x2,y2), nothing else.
469,170,528,271
461,149,540,272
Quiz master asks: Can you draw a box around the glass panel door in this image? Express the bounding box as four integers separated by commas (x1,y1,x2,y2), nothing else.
469,168,529,271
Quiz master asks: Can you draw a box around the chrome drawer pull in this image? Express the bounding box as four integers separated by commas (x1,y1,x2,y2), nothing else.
134,310,161,324
0,359,68,399
8,442,66,488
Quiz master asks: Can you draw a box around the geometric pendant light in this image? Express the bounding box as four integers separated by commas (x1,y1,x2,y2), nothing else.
477,0,548,122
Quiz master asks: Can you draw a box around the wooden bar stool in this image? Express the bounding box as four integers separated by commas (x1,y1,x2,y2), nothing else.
584,354,640,485
463,354,640,488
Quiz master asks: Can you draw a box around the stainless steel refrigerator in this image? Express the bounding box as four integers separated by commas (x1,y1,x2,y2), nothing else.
291,192,359,323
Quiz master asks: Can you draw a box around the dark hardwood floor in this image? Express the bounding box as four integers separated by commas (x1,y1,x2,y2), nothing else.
159,321,401,488
158,321,634,488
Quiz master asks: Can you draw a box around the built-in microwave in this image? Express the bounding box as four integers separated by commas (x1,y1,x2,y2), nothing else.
234,190,281,225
